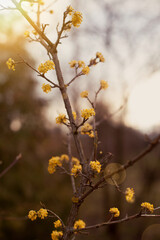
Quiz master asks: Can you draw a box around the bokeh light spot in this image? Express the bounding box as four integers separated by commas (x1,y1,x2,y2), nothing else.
104,163,126,185
141,224,160,240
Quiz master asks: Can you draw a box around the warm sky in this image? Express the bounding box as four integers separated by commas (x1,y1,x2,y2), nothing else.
1,0,160,133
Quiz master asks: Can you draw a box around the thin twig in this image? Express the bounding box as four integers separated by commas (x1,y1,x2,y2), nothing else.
0,153,22,179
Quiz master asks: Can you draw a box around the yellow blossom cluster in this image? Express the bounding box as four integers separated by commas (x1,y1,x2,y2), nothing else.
38,0,44,5
81,108,95,120
54,220,62,228
28,208,48,221
66,5,74,15
41,83,51,93
60,154,69,162
125,188,135,203
74,219,86,230
100,80,108,90
48,156,62,174
69,59,90,74
90,160,101,173
109,207,120,217
96,52,105,62
80,91,88,98
71,157,82,177
28,210,37,221
24,30,30,38
141,202,154,213
56,114,67,124
38,60,55,74
51,230,63,240
81,123,94,138
37,208,48,219
6,58,16,71
82,66,90,75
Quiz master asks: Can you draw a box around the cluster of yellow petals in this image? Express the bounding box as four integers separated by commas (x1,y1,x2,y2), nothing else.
38,60,55,74
41,83,51,93
90,160,101,173
54,220,62,228
71,157,82,177
24,30,30,38
28,210,37,221
125,188,135,203
74,219,86,230
28,208,48,221
109,207,120,217
37,208,48,219
96,52,105,62
69,60,85,68
82,66,90,75
81,108,95,119
141,202,154,213
72,11,83,27
60,154,69,162
51,230,63,240
81,123,94,138
56,114,67,124
6,58,15,71
80,91,88,98
100,80,108,90
48,156,62,174
38,0,44,5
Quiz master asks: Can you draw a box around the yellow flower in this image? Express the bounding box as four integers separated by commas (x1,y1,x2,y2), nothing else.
24,30,30,38
72,111,77,120
32,30,37,35
125,188,135,203
69,60,77,68
54,220,62,228
80,91,88,98
81,123,94,138
141,202,154,213
56,114,67,124
48,156,62,174
90,160,101,173
67,5,74,15
74,219,86,230
72,11,83,27
109,207,120,217
72,157,80,165
38,0,44,5
41,83,51,93
71,164,82,177
38,60,55,74
60,154,69,162
49,10,54,14
96,52,105,62
51,230,63,240
81,108,95,119
100,80,108,90
6,58,15,71
37,208,48,219
28,210,37,221
78,60,85,68
72,197,79,203
82,66,90,75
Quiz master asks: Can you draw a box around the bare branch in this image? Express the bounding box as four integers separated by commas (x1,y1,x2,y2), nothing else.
0,153,22,179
